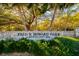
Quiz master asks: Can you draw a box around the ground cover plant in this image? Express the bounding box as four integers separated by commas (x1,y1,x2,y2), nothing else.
0,36,79,56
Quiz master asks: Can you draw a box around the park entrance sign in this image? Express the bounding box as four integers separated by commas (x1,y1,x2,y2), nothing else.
0,31,62,40
0,30,78,40
16,31,62,40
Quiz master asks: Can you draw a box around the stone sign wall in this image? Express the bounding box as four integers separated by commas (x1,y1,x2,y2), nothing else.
0,31,76,40
75,28,79,37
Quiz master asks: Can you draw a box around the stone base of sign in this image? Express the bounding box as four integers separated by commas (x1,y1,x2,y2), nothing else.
0,30,77,40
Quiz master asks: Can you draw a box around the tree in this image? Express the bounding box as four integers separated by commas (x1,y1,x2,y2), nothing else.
0,3,76,31
48,3,75,31
0,4,24,31
5,3,49,31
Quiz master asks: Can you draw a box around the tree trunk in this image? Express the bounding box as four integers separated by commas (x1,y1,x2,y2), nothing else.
64,4,70,31
25,24,31,31
49,4,57,31
32,6,37,30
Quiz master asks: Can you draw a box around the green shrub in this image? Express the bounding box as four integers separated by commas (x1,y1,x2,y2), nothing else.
3,39,15,53
0,40,4,53
0,37,79,56
53,37,79,56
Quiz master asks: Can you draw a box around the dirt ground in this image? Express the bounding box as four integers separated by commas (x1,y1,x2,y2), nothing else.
0,52,33,56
